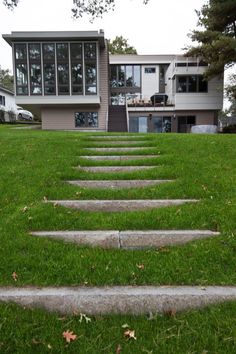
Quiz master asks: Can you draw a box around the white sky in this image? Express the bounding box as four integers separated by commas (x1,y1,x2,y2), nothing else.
0,0,233,108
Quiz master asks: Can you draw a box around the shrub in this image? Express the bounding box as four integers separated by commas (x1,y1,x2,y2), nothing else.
222,124,236,133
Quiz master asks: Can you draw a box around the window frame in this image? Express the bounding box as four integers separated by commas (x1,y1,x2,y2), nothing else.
176,75,208,93
75,111,98,128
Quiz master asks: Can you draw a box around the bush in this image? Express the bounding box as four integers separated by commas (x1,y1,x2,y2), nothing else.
0,108,5,123
222,125,236,133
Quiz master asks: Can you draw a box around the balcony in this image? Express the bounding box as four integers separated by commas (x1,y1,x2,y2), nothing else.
126,93,174,111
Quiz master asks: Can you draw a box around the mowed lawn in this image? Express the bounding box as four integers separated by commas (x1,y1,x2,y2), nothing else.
0,124,236,353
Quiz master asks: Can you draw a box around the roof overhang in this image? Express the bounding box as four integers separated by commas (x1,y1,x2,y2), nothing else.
2,30,106,48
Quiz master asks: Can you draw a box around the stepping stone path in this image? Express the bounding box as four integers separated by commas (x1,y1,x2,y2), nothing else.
1,133,234,316
31,230,220,249
80,155,160,161
84,147,153,152
66,180,173,189
47,199,198,212
77,166,158,173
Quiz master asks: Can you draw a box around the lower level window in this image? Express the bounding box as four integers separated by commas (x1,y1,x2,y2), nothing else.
75,112,98,128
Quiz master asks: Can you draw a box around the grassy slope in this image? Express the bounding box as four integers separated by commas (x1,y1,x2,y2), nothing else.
0,125,236,352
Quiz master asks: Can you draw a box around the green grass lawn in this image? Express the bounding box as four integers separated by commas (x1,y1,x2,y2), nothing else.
0,125,236,352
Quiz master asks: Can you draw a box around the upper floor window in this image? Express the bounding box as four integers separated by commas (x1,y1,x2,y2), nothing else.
145,67,156,74
110,65,141,88
15,43,28,95
29,43,42,95
176,75,208,93
84,43,97,95
0,95,6,106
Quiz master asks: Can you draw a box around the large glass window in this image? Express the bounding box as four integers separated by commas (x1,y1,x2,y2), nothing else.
75,112,98,127
43,43,55,95
176,75,208,93
15,43,28,95
85,63,97,94
29,44,41,61
133,66,141,87
70,43,83,95
84,43,97,95
84,43,96,60
43,43,55,61
110,65,141,88
56,43,69,95
29,43,42,95
44,63,55,95
15,44,27,60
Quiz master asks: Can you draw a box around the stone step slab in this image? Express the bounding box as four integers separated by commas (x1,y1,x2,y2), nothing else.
77,166,158,173
88,135,148,139
30,230,220,249
47,199,198,212
84,147,154,152
66,180,173,189
0,286,236,315
80,155,160,161
90,140,148,145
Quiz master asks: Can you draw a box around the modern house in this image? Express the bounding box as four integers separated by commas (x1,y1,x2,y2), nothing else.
0,85,18,122
3,30,224,132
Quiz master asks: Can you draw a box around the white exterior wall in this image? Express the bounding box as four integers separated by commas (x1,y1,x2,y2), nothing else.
0,88,18,122
174,76,223,110
141,65,159,98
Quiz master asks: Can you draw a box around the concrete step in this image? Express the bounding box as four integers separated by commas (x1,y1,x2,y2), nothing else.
90,141,149,145
0,286,235,314
66,180,173,189
77,166,158,173
84,147,153,152
30,230,220,249
80,155,160,161
47,199,198,212
88,135,147,139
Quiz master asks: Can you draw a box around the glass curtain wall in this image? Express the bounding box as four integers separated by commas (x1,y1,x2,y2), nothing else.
29,43,42,95
43,43,56,95
57,43,69,95
14,42,98,96
84,43,97,94
15,43,28,95
70,43,83,94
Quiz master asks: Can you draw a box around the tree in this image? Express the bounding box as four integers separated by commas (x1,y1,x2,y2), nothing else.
108,36,137,54
186,0,236,79
3,0,150,21
0,67,14,91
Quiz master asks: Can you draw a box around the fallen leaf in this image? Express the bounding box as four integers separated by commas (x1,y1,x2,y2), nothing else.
47,344,52,349
116,344,122,353
22,206,28,213
136,264,145,270
62,330,77,343
124,329,137,340
12,272,18,281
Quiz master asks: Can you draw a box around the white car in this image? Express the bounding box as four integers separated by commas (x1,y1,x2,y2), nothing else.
17,107,34,121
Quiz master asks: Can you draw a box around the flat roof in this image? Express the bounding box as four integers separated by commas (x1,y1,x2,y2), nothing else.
2,30,106,48
109,54,199,65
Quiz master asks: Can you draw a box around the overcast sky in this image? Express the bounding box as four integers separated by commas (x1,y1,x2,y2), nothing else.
0,0,233,108
0,0,206,69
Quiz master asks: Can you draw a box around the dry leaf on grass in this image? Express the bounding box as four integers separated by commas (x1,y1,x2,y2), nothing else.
62,330,77,343
136,264,145,270
116,344,122,353
124,329,137,340
12,271,18,281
